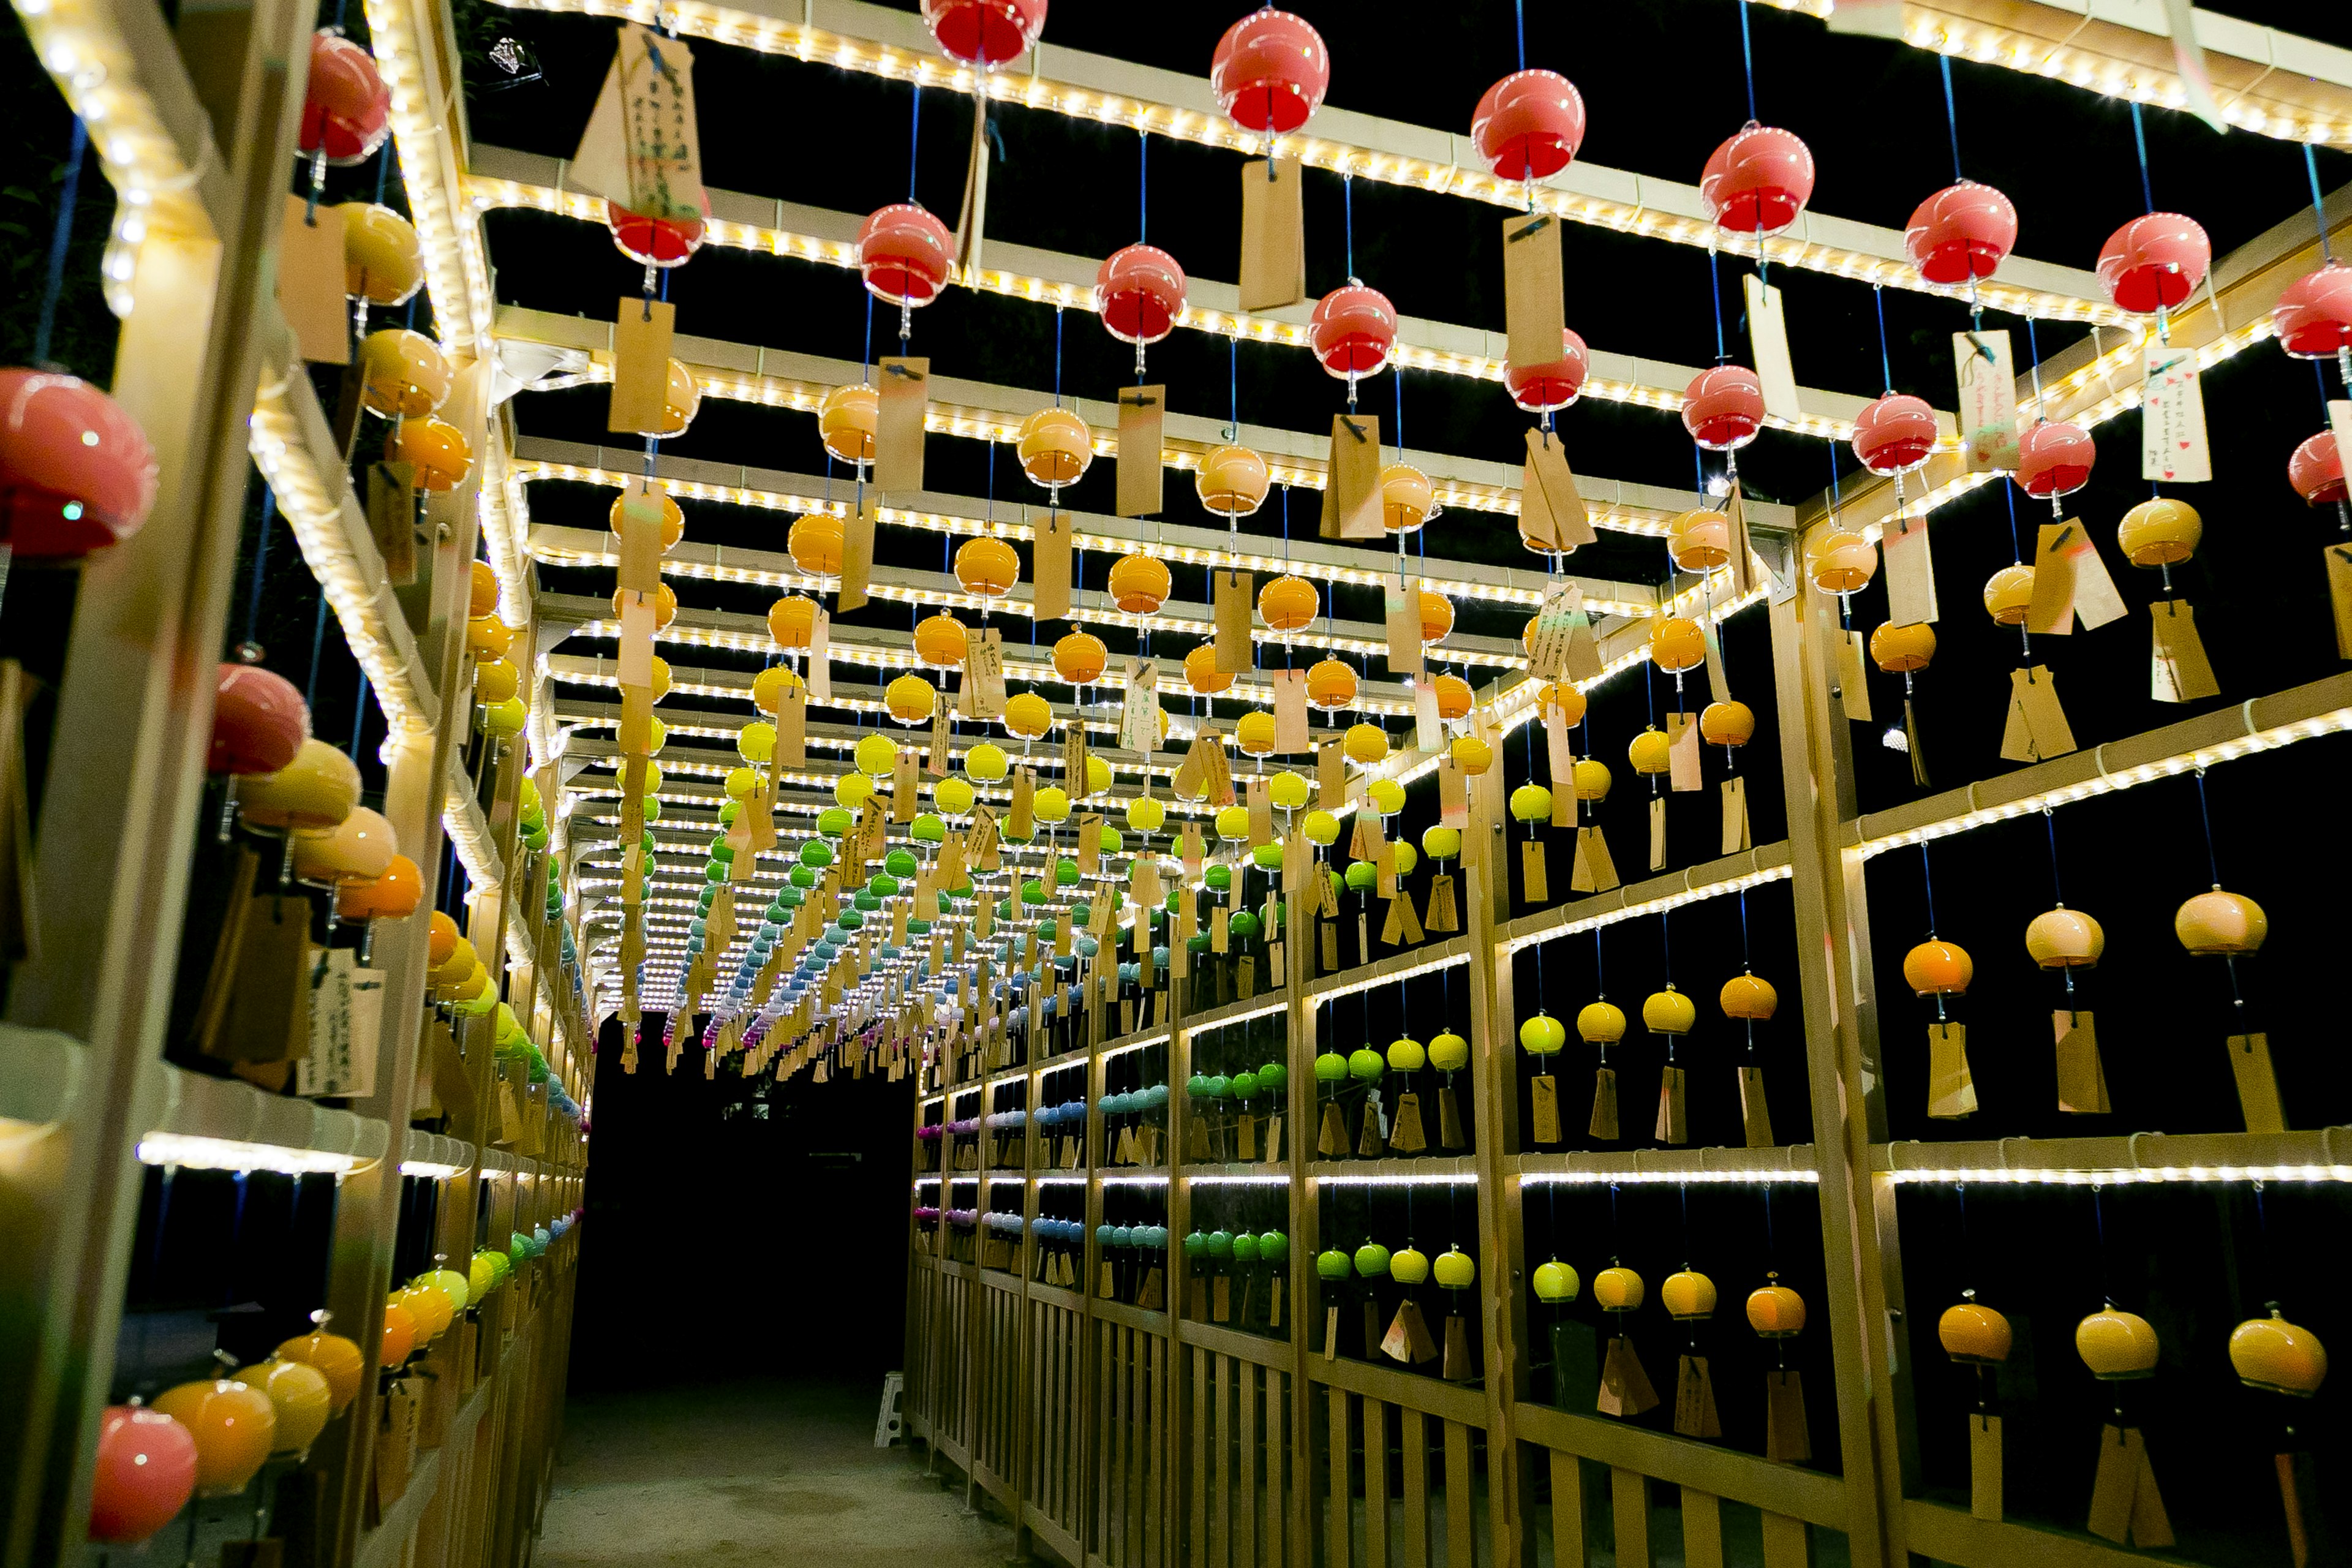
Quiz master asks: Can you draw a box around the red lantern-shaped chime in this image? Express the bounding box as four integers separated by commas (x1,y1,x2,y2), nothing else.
1471,69,1586,184
2097,212,2211,316
1506,328,1589,417
2015,420,2096,514
1700,126,1814,236
299,32,391,172
607,190,710,271
1095,244,1186,376
1211,9,1329,135
1683,364,1765,457
1310,282,1398,405
1852,393,1939,505
859,202,956,350
1903,181,2018,285
2272,263,2352,372
0,369,159,562
919,0,1046,67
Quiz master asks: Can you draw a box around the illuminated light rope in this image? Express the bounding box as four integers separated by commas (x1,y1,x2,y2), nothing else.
465,0,2133,321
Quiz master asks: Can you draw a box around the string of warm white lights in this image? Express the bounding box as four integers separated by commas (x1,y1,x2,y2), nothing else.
471,172,1893,444
362,0,496,350
473,0,2131,322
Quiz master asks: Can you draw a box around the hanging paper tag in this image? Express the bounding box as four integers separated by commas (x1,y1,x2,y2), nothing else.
571,25,704,221
961,628,1005,719
2026,519,2125,635
1837,631,1874,723
1033,512,1072,621
1322,412,1383,540
608,296,677,435
1882,513,1939,627
1927,1021,1977,1118
1724,481,1758,598
1270,668,1310,753
280,197,352,365
2148,600,2220,702
873,356,928,491
1721,776,1751,854
927,707,950,775
1522,429,1596,550
1438,755,1469,829
806,603,833,703
1384,573,1425,676
2324,541,2352,661
1544,700,1577,790
1578,825,1619,891
1245,777,1273,845
1214,570,1254,673
1192,733,1234,808
892,747,918,823
2000,665,2076,762
1953,329,2018,471
1117,385,1164,518
2139,345,2210,483
1665,713,1702,791
1317,740,1343,809
1120,658,1159,752
1414,676,1441,753
1526,581,1584,682
1502,210,1566,376
1647,795,1668,872
1238,157,1305,311
1743,274,1801,426
836,494,877,613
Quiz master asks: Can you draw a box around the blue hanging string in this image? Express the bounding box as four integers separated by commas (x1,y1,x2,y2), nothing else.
1392,366,1403,450
1872,284,1894,393
1513,0,1526,72
909,85,924,203
1919,842,1939,934
375,140,393,203
1229,334,1240,437
2192,768,2224,888
2307,144,2335,266
1342,173,1355,279
1138,130,1148,245
350,670,371,757
32,118,88,367
1939,55,1964,183
1736,0,1758,124
1706,250,1727,364
2127,100,2155,214
863,288,875,381
2043,807,2064,903
243,490,277,650
2002,483,2022,560
1054,305,1065,407
304,598,330,706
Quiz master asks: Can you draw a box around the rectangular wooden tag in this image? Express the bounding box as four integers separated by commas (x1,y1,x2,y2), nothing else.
1502,210,1565,375
1953,328,2019,471
1009,767,1035,839
1721,775,1751,854
1648,796,1668,872
1031,510,1072,620
1926,1022,1977,1118
962,628,1006,719
1580,825,1619,891
608,296,677,434
1665,712,1703,792
1384,573,1425,676
835,494,876,613
616,477,668,593
1317,740,1343,809
2140,344,2210,483
874,356,928,491
2149,600,2220,703
1262,667,1309,754
1119,658,1159,752
2027,519,2122,635
1524,429,1597,549
1246,776,1274,845
280,197,351,365
1526,579,1583,682
1837,630,1874,723
1214,570,1254,673
1743,273,1801,425
1521,837,1548,902
1883,513,1939,627
2000,665,2076,763
1117,385,1164,517
2326,541,2352,660
2054,1009,2111,1114
2228,1032,2286,1133
1322,413,1383,540
367,462,418,586
1238,157,1305,311
892,746,918,823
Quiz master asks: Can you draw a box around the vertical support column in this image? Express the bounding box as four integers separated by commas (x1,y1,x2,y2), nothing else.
1766,545,1915,1568
0,0,312,1558
1281,889,1315,1568
1460,751,1526,1564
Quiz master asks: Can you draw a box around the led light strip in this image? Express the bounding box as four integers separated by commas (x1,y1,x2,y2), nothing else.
1881,1163,2352,1185
363,0,494,349
1500,861,1796,954
1853,695,2352,857
137,1133,369,1176
1521,1167,1820,1186
475,0,2125,323
1314,1172,1479,1187
248,372,437,737
516,459,1656,612
471,175,1887,444
1748,0,2352,146
13,0,211,316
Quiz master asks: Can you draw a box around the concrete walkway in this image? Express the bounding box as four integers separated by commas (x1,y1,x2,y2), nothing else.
538,1379,1019,1568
